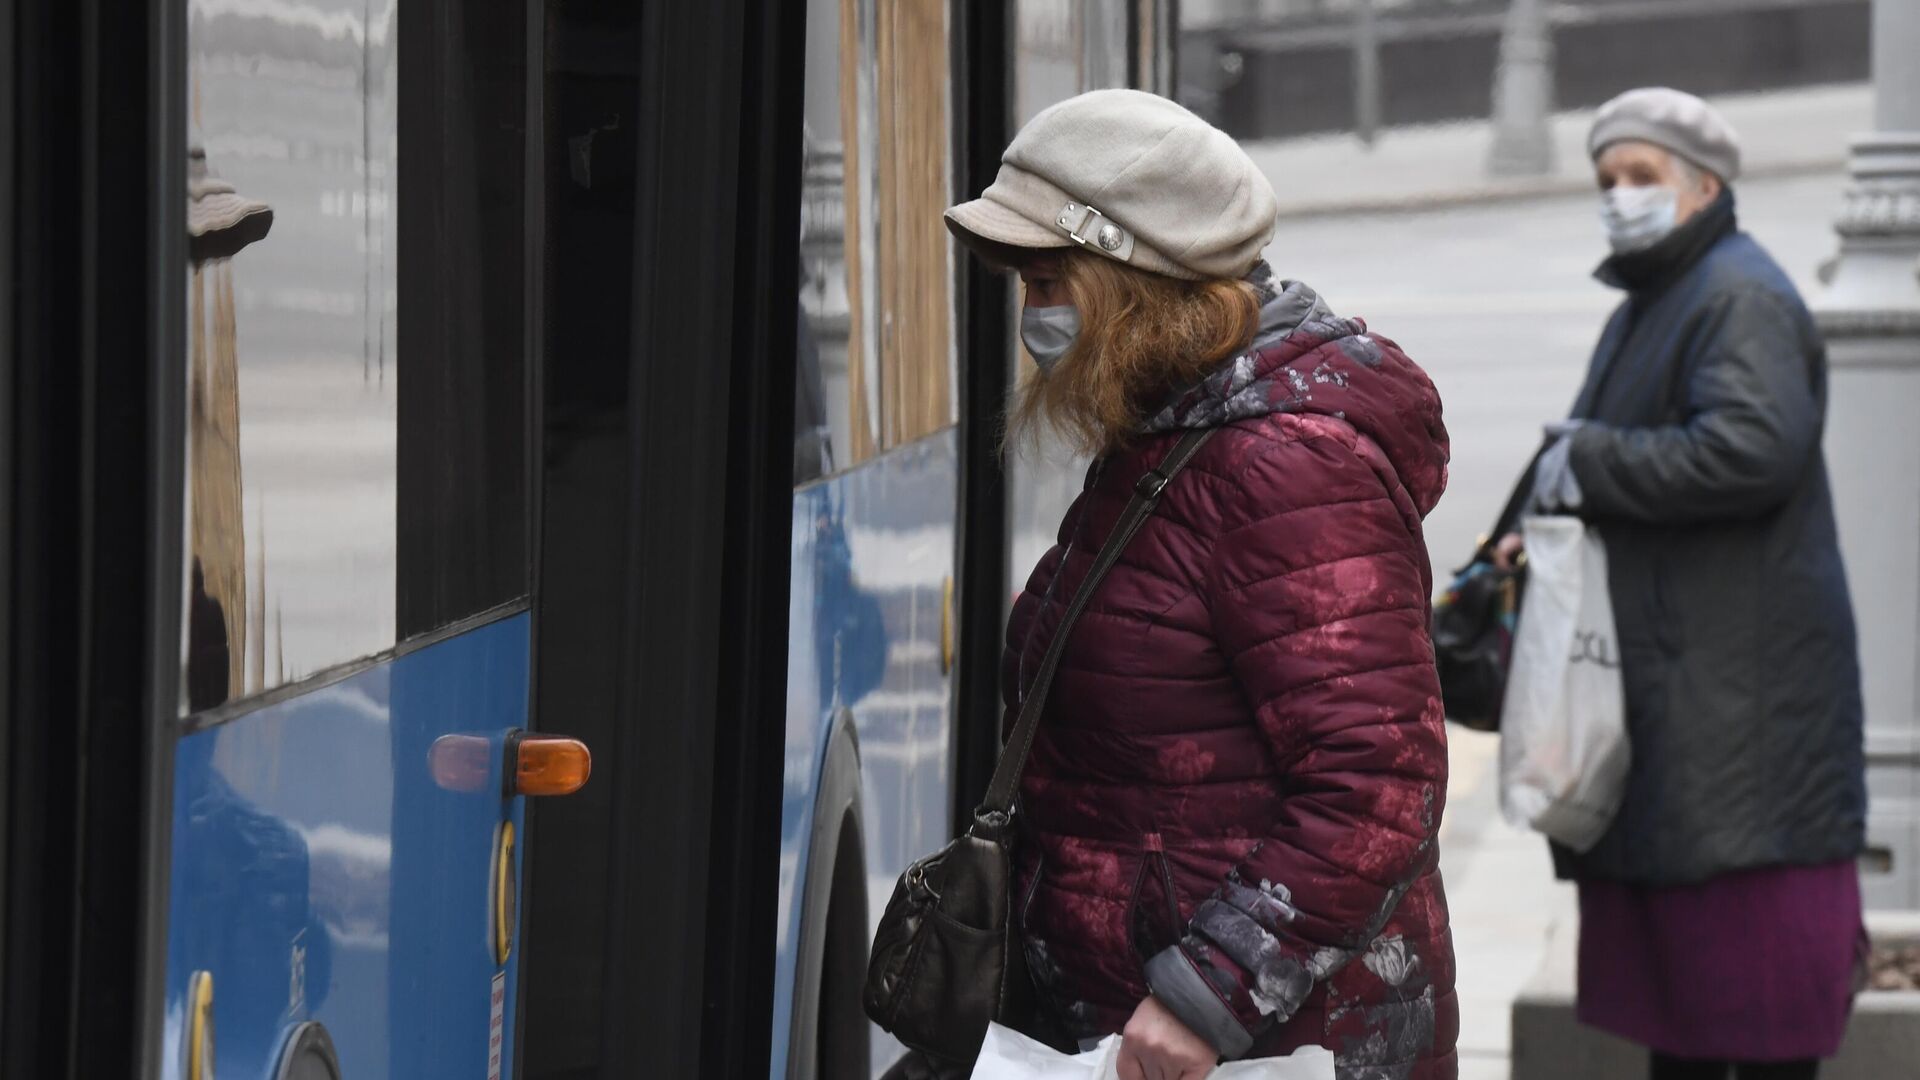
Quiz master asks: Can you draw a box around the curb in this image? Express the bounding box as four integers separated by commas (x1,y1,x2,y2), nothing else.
1271,155,1850,221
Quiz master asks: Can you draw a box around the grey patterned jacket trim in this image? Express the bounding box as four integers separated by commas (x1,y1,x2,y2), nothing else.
1242,262,1338,350
1140,267,1358,436
1144,945,1255,1059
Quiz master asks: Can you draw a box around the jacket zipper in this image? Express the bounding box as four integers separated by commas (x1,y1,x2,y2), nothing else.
1020,852,1046,931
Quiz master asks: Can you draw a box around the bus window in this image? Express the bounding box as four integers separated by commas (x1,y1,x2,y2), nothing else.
872,0,956,450
797,0,868,481
393,0,532,640
797,0,956,486
183,0,531,715
183,10,401,710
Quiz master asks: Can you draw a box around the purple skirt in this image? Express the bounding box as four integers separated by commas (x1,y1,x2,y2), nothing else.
1576,860,1864,1061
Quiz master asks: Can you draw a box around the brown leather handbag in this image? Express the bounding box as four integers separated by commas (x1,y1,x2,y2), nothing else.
862,428,1214,1064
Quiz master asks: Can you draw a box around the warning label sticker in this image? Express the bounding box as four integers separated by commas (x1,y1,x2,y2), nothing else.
488,971,507,1080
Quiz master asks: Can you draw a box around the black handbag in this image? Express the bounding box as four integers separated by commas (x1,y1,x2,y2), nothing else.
1432,455,1537,732
862,428,1215,1064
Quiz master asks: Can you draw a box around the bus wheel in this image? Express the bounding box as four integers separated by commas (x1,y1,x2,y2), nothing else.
817,812,870,1079
271,1022,342,1080
787,715,866,1080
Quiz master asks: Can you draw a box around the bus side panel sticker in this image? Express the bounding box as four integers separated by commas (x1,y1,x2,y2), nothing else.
489,971,506,1080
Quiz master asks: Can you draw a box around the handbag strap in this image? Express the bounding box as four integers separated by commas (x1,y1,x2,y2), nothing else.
1476,448,1544,564
979,427,1216,819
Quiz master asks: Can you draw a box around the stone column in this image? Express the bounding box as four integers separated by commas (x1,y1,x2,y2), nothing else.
1817,0,1920,911
1486,0,1554,176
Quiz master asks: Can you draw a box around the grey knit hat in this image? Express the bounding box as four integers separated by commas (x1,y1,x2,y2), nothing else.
1587,87,1742,183
944,89,1278,281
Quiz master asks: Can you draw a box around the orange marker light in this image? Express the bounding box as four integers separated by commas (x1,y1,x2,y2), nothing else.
513,735,591,797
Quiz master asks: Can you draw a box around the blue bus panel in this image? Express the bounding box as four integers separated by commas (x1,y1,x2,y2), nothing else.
163,614,531,1080
774,432,959,1076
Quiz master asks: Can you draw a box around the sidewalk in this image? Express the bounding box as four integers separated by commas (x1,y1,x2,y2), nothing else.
1244,83,1871,219
1437,728,1577,1080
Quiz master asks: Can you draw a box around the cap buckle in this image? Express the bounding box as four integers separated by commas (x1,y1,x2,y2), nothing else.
1057,202,1130,257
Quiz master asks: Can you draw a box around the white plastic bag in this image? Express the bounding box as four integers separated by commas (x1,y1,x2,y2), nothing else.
1498,515,1631,851
968,1022,1336,1080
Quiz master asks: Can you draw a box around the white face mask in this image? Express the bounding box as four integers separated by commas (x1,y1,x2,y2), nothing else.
1600,184,1680,254
1020,304,1080,374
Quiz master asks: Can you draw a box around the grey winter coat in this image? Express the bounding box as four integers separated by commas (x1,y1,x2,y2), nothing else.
1550,191,1866,885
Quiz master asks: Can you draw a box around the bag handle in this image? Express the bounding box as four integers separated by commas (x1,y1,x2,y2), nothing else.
1473,449,1543,565
978,427,1216,820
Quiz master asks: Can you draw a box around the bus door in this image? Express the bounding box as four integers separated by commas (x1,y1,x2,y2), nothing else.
161,3,579,1078
10,0,814,1076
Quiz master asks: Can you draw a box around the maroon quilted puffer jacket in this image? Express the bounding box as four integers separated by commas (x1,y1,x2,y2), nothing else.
1001,275,1455,1079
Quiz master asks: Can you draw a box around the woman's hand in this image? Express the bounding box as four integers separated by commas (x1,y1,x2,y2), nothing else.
1491,531,1525,571
1116,995,1216,1080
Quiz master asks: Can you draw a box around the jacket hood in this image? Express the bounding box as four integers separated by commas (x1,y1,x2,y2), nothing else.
1142,264,1450,516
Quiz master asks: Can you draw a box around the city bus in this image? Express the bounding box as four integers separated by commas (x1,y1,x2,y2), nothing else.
0,1,1172,1077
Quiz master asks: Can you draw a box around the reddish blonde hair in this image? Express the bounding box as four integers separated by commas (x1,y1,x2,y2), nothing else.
1008,251,1260,455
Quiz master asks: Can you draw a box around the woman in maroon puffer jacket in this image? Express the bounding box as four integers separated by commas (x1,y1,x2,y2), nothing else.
947,90,1455,1080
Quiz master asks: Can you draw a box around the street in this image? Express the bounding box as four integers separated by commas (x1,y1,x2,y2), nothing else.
14,0,1915,1075
1261,169,1850,1077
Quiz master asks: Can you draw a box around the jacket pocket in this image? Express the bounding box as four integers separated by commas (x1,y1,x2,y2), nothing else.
1130,834,1185,958
1154,847,1182,933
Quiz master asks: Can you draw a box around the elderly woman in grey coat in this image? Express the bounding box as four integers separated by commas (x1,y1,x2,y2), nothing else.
1495,88,1867,1080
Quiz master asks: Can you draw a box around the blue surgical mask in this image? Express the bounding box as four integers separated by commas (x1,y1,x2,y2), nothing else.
1600,184,1680,254
1020,304,1080,374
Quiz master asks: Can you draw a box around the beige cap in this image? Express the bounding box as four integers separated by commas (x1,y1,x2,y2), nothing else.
1588,87,1742,183
945,89,1278,282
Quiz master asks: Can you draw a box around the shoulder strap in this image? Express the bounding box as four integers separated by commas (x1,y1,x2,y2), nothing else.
979,427,1216,819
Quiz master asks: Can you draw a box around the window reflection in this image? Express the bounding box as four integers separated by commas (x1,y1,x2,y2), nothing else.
795,0,957,487
873,0,956,450
797,0,865,482
185,145,272,711
183,1,399,711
